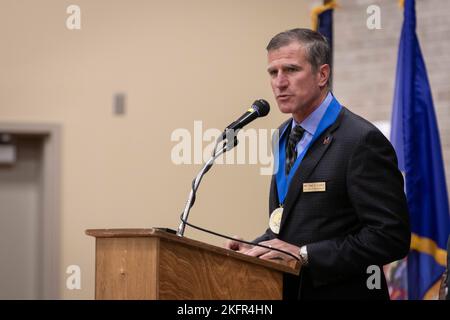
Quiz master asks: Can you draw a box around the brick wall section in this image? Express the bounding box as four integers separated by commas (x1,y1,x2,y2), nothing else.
333,0,450,197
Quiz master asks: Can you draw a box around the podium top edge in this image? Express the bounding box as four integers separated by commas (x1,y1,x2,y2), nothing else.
85,228,300,275
86,228,162,238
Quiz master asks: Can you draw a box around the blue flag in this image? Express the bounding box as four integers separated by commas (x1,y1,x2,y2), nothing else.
311,1,337,88
391,0,450,300
317,5,333,50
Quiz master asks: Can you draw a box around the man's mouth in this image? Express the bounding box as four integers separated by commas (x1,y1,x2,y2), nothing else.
277,94,292,101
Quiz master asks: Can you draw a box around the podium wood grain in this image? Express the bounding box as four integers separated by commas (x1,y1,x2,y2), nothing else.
158,239,282,299
87,228,300,300
95,237,159,299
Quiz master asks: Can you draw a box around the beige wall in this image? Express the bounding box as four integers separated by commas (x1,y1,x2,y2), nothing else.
0,0,310,299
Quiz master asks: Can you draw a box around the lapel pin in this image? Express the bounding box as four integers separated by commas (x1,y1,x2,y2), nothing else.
323,136,331,145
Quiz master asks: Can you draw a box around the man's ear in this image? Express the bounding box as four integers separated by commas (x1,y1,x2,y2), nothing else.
318,64,330,87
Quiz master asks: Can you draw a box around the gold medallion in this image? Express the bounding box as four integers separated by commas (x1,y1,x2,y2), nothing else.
269,207,283,234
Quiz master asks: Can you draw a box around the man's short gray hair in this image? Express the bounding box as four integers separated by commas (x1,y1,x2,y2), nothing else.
267,28,331,86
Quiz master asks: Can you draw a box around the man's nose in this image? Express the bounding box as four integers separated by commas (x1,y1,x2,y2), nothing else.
274,73,288,89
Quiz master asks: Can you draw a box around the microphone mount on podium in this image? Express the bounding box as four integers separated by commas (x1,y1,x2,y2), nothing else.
176,99,270,237
176,130,238,237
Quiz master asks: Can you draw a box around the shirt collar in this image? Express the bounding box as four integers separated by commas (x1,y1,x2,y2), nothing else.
292,91,333,136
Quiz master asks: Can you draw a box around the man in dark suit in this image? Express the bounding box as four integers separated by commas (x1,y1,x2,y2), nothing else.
225,28,410,299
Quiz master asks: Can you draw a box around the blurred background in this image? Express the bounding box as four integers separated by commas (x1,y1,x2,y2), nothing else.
0,0,448,299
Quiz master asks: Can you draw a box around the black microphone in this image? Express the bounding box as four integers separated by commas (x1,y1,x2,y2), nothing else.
224,99,270,133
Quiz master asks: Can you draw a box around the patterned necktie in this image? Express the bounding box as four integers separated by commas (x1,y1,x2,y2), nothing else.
285,125,305,175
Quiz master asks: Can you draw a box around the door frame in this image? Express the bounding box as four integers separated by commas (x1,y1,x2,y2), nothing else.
0,122,61,299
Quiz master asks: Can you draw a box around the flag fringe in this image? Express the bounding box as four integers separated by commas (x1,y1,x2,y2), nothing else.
410,233,447,266
311,1,338,31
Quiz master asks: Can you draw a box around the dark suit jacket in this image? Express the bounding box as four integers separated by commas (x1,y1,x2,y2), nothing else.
254,107,411,300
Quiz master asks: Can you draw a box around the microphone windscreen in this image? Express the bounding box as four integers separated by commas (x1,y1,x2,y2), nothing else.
252,99,270,117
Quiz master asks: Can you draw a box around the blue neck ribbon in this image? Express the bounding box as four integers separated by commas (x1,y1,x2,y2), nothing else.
275,97,342,205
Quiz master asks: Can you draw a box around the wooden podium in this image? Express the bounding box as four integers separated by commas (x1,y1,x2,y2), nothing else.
86,228,300,300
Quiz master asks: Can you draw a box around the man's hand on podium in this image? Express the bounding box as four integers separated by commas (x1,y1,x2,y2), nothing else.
224,235,253,252
224,237,301,264
244,239,301,263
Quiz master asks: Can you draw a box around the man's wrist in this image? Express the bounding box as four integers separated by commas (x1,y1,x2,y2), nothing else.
298,245,309,266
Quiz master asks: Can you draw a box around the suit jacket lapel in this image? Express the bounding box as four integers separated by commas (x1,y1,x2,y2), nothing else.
278,108,346,233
